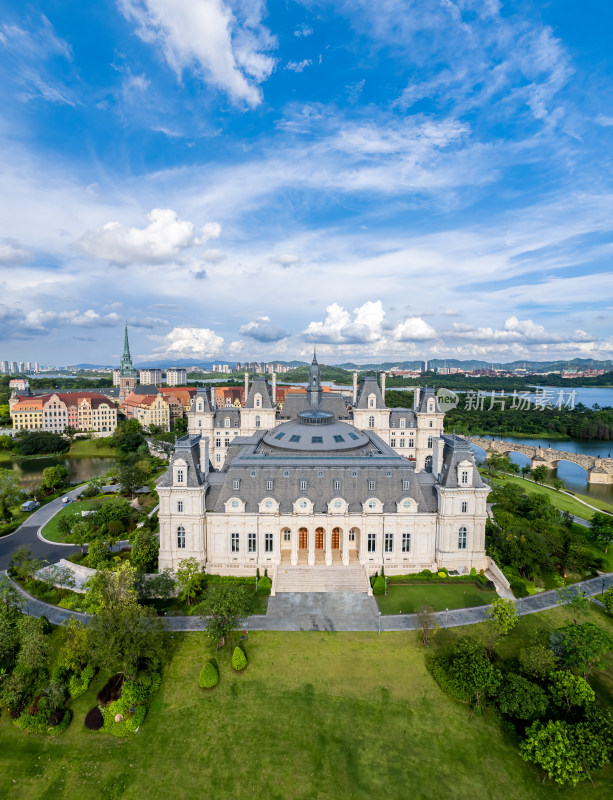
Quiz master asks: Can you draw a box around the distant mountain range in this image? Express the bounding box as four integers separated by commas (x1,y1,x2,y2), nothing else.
66,357,613,372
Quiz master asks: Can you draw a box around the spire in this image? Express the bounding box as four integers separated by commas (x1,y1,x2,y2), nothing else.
312,344,317,364
123,322,131,360
307,344,321,406
119,323,135,377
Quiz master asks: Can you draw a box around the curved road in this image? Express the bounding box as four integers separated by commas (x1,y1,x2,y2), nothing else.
0,486,83,571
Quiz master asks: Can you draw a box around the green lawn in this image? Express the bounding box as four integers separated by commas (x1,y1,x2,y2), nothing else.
0,612,612,800
491,474,613,519
41,497,118,542
377,582,497,614
69,439,117,457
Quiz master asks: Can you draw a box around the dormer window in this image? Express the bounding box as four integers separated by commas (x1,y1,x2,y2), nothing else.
233,479,240,490
368,394,376,408
176,469,184,483
266,479,273,490
224,418,230,428
461,471,468,485
368,479,376,490
400,418,405,428
255,394,262,408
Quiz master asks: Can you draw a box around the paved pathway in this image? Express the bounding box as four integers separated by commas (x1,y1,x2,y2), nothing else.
5,572,612,632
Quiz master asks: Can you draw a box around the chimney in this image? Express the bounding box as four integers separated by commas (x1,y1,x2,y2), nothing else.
414,386,420,410
272,372,277,404
432,436,444,478
199,436,210,478
244,371,249,404
380,372,386,404
353,371,358,404
210,386,216,409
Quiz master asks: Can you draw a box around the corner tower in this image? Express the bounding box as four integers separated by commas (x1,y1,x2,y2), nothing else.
306,347,322,407
119,323,137,402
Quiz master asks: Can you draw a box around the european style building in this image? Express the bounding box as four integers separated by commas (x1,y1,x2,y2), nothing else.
157,354,490,579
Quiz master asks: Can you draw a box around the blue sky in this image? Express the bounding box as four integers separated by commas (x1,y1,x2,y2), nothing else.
1,0,612,366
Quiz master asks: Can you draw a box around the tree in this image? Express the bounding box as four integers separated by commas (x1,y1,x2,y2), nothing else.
86,537,109,570
521,464,532,477
59,618,88,672
0,471,22,522
198,584,253,648
232,646,247,671
552,477,565,491
137,569,175,601
84,563,137,613
39,564,76,591
447,637,500,713
520,720,585,787
41,464,69,492
86,603,169,680
16,616,49,673
602,587,613,616
0,608,19,672
63,425,78,443
68,519,91,554
130,527,159,572
548,670,595,715
173,417,188,436
519,644,557,680
176,557,202,606
496,673,548,721
9,545,43,583
0,575,23,614
118,462,147,498
588,513,613,552
531,465,549,484
556,586,590,625
550,622,612,678
113,419,145,456
486,598,519,636
416,605,439,646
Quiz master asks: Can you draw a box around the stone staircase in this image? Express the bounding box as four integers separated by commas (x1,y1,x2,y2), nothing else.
275,564,368,593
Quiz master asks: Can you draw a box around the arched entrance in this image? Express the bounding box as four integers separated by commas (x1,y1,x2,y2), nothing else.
299,528,308,549
315,527,324,549
332,527,340,549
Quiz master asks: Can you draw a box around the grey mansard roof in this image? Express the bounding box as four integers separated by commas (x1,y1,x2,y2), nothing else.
191,388,214,413
416,386,443,414
158,434,205,488
243,375,275,409
355,376,385,409
389,408,417,427
437,434,487,489
278,392,351,420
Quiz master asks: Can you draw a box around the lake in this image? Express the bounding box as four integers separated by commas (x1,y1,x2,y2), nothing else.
0,455,116,489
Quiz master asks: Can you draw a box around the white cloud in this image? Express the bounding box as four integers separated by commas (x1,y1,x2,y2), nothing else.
0,238,31,265
393,317,437,341
448,316,591,346
200,221,222,242
149,325,225,359
303,301,384,344
294,25,313,38
79,208,197,265
238,315,288,342
202,249,226,263
22,308,121,332
118,0,276,107
269,253,300,267
285,59,312,73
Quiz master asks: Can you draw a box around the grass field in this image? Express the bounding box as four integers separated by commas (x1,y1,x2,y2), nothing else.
377,582,497,614
0,606,612,800
491,474,613,519
69,439,117,458
41,497,119,543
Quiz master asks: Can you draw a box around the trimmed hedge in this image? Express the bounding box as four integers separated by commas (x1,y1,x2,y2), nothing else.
426,655,472,703
372,575,385,595
389,570,492,588
257,576,272,596
199,661,219,688
232,647,247,672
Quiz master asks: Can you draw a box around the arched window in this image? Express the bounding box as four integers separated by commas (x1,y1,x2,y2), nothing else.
255,415,261,428
368,415,375,428
424,455,433,472
177,526,186,548
458,526,467,549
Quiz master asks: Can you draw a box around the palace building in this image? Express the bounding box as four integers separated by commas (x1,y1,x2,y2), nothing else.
157,353,490,583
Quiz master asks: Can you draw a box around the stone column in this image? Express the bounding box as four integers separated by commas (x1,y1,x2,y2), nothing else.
342,527,350,566
325,527,332,566
272,372,277,404
308,529,315,567
291,528,298,566
353,372,358,404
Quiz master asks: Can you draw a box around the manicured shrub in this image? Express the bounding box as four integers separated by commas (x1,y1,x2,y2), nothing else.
437,571,446,578
257,576,272,595
48,708,72,736
85,706,104,730
97,673,124,705
69,664,96,699
232,647,247,672
470,567,477,577
372,575,385,595
199,661,219,688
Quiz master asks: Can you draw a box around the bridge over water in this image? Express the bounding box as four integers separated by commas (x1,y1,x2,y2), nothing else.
469,437,613,485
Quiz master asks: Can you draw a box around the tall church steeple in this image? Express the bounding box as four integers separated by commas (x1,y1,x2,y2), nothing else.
118,323,136,402
306,346,321,406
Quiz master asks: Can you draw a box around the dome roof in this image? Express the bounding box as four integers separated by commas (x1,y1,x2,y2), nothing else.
261,415,370,452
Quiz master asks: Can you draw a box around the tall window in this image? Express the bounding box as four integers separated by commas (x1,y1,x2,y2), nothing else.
267,479,273,490
177,526,186,548
300,480,307,491
391,438,396,447
264,533,273,552
231,533,240,552
215,438,221,447
233,479,240,490
177,500,183,512
429,420,433,427
248,533,256,553
368,415,375,428
255,415,261,428
402,480,410,490
409,438,414,448
283,529,291,542
368,479,376,490
384,533,393,553
224,418,230,428
399,439,404,448
402,533,411,552
400,418,405,428
367,533,376,552
334,479,341,491
427,436,433,448
176,469,184,483
461,471,468,485
458,526,467,549
461,501,468,513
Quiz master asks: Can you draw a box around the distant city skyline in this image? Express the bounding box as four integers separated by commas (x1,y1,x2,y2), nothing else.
1,2,612,364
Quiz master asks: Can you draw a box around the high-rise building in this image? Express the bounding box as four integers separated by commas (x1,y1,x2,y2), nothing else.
26,361,32,371
18,362,25,373
34,362,40,372
139,368,163,386
9,362,17,374
166,368,187,387
118,325,137,401
0,361,8,374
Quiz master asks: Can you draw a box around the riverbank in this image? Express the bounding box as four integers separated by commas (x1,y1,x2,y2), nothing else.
488,473,613,520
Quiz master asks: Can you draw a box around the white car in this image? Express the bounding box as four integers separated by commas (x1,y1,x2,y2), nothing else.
62,496,71,505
